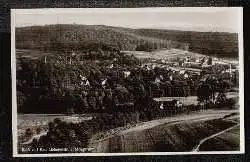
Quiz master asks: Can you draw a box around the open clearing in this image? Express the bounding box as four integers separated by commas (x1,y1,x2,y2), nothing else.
122,49,206,60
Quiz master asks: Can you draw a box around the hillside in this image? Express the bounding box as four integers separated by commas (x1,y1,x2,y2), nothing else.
16,24,238,58
88,111,238,152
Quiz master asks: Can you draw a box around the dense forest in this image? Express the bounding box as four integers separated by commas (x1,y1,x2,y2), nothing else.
135,29,238,58
16,48,238,113
16,24,238,57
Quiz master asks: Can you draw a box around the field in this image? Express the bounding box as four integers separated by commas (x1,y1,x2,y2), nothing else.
154,91,239,106
88,109,240,152
123,49,206,60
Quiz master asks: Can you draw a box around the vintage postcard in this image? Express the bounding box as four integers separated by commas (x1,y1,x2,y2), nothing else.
11,7,244,157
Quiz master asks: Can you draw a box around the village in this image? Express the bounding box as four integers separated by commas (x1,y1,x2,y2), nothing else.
17,45,239,112
16,42,240,153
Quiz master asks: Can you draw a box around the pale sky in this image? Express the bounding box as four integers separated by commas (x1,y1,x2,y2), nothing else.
12,8,242,33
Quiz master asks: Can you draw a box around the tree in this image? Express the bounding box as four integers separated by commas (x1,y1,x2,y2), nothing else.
197,83,213,104
215,93,227,105
207,57,212,65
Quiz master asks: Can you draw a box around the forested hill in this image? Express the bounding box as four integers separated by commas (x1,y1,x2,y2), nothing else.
135,29,238,58
16,24,238,58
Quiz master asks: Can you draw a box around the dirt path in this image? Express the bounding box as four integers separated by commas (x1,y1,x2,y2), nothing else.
193,124,240,151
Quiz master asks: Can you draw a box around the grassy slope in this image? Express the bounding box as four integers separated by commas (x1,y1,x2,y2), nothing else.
198,125,240,151
16,24,238,58
89,117,238,152
120,119,236,152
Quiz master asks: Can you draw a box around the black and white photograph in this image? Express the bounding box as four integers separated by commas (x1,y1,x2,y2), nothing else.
11,8,244,156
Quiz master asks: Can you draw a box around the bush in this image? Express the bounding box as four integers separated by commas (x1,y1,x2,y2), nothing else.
25,128,33,137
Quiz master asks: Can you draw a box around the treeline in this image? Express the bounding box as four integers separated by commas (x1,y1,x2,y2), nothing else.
135,29,238,58
16,24,238,57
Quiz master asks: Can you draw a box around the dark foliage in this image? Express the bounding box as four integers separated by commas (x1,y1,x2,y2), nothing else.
16,24,238,58
16,48,237,113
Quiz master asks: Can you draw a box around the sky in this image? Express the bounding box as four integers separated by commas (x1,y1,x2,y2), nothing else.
12,8,242,33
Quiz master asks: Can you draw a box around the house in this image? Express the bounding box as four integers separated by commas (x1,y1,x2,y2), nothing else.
123,71,131,78
153,98,183,114
182,62,202,69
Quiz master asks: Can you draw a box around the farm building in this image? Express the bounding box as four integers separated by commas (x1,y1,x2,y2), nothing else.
154,96,198,106
182,62,202,69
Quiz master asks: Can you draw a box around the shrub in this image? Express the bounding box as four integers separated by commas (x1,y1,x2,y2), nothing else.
25,128,33,137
